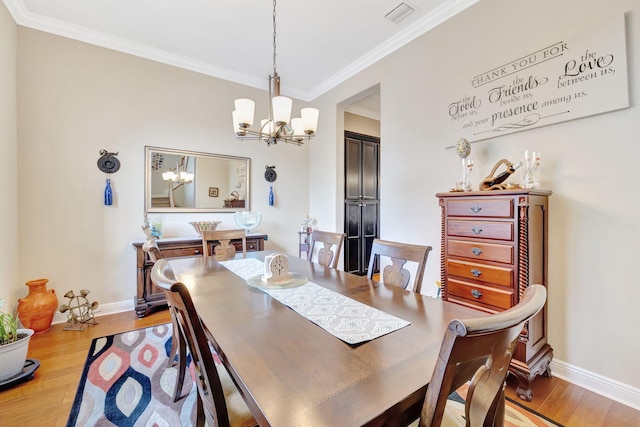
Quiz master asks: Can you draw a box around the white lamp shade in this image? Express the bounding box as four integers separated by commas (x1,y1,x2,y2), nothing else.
260,119,274,134
291,118,303,136
301,108,319,134
232,111,240,133
272,96,292,125
234,99,255,127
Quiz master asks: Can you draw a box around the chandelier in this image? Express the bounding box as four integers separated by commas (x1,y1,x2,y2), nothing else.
232,0,319,146
161,156,193,183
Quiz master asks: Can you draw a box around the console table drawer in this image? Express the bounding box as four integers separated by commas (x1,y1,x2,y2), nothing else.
446,259,513,287
447,278,513,310
161,246,204,258
446,198,513,218
447,239,513,264
447,220,513,241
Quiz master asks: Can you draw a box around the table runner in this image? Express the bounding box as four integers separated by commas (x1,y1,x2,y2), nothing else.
219,258,410,345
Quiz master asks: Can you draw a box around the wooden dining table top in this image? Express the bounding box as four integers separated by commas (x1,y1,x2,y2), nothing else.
168,251,484,427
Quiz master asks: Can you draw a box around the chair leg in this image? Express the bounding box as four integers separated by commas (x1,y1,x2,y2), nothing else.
168,316,179,367
195,392,205,427
173,328,187,402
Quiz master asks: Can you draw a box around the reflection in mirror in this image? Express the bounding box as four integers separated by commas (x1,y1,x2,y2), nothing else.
145,146,250,213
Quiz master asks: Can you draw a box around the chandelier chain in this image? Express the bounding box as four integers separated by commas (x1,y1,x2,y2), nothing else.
272,0,277,77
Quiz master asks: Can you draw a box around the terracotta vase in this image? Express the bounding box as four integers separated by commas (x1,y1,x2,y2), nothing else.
17,278,59,334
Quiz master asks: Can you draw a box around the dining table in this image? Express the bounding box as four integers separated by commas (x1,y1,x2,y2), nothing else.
168,251,484,427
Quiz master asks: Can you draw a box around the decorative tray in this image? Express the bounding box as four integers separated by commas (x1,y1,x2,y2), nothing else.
246,273,308,289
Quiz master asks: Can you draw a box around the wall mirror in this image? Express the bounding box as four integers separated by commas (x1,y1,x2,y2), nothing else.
145,146,250,213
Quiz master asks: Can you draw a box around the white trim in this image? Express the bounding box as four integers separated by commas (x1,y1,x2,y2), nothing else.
549,359,640,411
52,299,134,325
4,0,479,102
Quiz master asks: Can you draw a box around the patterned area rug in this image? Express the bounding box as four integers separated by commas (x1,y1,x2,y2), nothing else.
447,383,564,426
67,324,197,427
68,324,563,427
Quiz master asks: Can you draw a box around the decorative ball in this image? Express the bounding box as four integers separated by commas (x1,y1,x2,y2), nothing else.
455,138,471,158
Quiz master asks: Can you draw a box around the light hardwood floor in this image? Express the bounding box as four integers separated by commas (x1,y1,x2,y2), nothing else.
0,309,638,426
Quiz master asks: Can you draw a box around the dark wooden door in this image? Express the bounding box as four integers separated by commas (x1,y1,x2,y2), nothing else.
344,131,380,274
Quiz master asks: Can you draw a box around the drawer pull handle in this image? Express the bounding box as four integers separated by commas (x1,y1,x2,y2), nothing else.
471,247,482,256
194,250,201,254
471,289,482,299
471,268,482,277
471,205,482,213
471,226,483,234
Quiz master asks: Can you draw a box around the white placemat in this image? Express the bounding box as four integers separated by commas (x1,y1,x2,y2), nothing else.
220,258,410,345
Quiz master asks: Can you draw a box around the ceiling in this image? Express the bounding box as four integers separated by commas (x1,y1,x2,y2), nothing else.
3,0,478,101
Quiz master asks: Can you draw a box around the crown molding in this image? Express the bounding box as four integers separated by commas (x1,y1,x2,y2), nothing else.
4,0,478,101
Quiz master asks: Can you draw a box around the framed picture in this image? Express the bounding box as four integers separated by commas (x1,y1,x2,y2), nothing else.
209,187,219,197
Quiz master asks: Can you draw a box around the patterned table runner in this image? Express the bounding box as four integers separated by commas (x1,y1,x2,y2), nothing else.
219,258,410,345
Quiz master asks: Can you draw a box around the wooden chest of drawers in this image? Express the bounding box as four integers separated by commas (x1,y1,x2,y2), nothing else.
131,234,267,318
437,190,551,401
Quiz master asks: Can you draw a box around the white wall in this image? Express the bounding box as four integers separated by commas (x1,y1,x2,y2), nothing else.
0,2,18,309
15,27,310,309
310,0,640,401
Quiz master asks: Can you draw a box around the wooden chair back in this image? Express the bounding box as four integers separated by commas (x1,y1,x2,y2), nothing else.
201,229,246,259
308,230,346,269
142,239,163,262
366,239,432,293
417,285,547,427
151,259,254,427
147,259,185,401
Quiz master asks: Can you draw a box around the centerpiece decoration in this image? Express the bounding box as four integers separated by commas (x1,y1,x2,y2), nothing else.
189,221,222,236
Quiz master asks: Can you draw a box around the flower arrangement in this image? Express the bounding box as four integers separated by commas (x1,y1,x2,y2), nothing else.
0,298,19,346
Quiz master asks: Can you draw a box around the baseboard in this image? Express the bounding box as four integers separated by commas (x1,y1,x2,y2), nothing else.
51,299,134,325
50,299,640,411
550,359,640,411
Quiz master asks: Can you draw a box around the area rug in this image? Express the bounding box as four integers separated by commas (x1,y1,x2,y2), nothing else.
68,324,563,427
447,383,564,427
67,324,197,427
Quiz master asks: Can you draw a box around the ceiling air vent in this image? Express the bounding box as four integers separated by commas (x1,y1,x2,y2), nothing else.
384,2,416,24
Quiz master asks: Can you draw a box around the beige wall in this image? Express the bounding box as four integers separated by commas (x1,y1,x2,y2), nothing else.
16,28,311,308
345,112,380,137
311,0,640,396
4,0,639,407
0,2,18,308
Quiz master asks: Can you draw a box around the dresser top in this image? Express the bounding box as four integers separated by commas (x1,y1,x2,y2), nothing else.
436,189,552,198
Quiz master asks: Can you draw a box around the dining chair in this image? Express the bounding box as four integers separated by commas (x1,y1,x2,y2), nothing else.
146,255,186,403
151,259,257,427
411,284,547,427
201,229,247,259
367,239,432,293
308,230,346,268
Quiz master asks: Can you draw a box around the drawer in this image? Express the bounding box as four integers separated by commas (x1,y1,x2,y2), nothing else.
233,241,259,251
161,246,204,258
446,198,513,218
447,220,513,241
446,259,513,287
447,239,513,264
447,278,514,310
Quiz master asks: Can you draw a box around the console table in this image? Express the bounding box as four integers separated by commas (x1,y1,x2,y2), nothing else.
131,234,267,317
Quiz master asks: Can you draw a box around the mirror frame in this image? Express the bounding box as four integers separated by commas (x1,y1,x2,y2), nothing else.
144,146,251,213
